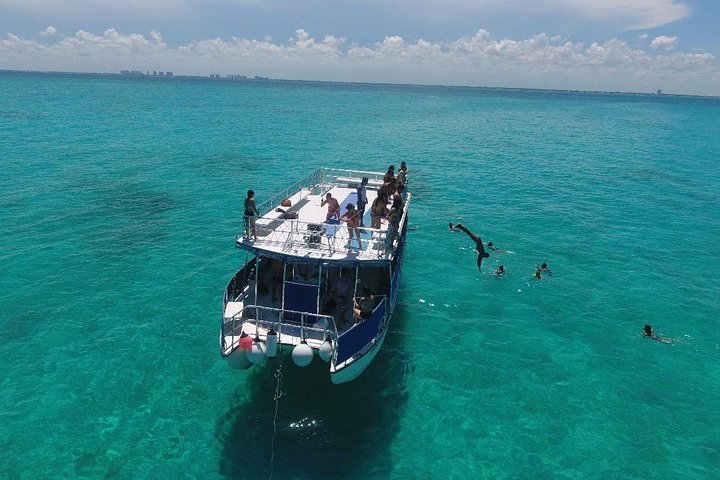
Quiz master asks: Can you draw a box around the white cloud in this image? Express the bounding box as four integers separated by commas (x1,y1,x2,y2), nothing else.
637,34,648,40
556,0,689,29
1,28,717,95
40,26,57,36
651,35,678,50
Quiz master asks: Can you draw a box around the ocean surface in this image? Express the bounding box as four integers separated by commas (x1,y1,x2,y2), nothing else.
1,71,719,479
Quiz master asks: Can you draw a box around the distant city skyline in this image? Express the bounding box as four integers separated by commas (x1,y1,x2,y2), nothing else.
1,0,719,96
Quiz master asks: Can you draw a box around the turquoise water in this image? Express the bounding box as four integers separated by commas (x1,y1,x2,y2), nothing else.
1,72,719,479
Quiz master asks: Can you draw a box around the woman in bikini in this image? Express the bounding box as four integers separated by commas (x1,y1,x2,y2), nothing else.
370,193,389,229
340,203,362,249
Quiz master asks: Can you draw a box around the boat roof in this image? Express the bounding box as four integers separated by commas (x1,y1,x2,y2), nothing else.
236,168,409,266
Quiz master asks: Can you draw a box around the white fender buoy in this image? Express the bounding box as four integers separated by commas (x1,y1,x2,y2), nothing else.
292,341,313,367
318,338,334,362
247,339,266,364
265,329,278,358
227,348,252,369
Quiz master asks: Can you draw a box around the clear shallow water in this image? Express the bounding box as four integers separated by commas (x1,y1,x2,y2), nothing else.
1,72,719,479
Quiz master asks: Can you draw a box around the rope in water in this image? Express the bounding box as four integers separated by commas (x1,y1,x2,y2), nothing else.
268,357,284,480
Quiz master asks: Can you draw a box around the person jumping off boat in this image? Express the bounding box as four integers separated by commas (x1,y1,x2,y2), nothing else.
450,223,489,270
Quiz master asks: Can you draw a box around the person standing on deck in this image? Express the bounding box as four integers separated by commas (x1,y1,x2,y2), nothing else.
449,223,490,270
244,190,259,240
321,192,340,221
340,203,362,249
396,163,408,188
356,177,369,227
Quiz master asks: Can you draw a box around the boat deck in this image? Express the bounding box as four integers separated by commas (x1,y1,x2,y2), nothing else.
238,184,397,261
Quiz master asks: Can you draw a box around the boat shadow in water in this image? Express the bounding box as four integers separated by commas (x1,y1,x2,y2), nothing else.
216,303,412,480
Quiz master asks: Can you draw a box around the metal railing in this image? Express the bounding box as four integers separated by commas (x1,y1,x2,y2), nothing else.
253,169,323,218
248,218,389,258
238,167,409,258
221,304,338,356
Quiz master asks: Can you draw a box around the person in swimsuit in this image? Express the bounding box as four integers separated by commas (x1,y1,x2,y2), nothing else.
532,267,543,280
396,164,408,188
340,203,362,249
494,265,506,276
383,165,395,184
244,189,259,240
321,192,340,221
387,196,403,247
353,288,375,322
449,223,490,270
371,193,389,229
330,269,353,326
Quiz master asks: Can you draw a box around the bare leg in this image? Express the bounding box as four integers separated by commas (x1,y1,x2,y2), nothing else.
453,223,480,243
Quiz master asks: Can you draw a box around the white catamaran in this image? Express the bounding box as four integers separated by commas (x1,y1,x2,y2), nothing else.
220,168,410,383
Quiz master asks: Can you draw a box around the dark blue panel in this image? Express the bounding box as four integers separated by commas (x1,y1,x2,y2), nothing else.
335,297,386,364
283,282,319,321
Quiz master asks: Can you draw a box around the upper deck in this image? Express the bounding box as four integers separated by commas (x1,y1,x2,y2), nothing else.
236,168,410,264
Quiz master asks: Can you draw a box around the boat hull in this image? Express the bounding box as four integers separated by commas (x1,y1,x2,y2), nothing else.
330,326,388,384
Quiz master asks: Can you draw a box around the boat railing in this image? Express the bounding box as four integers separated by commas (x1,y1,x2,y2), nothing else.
319,167,386,187
254,169,323,217
222,304,338,355
245,218,390,258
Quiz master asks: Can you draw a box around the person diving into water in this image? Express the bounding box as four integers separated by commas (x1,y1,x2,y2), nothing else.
450,223,490,270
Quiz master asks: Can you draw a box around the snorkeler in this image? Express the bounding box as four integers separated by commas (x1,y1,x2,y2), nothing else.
494,265,506,276
449,223,489,270
643,324,675,344
540,262,552,275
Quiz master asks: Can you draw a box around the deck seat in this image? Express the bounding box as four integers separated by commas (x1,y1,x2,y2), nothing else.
224,301,244,319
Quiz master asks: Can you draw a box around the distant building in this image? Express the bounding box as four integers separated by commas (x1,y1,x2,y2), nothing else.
657,89,662,95
166,72,173,77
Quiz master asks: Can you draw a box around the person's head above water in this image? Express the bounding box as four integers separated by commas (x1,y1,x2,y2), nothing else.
643,324,653,337
541,262,548,269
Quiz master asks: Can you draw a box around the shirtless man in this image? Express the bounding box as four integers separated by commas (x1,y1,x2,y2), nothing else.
449,223,490,270
321,192,340,221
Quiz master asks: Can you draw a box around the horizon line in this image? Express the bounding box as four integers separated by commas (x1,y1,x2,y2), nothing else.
1,68,717,100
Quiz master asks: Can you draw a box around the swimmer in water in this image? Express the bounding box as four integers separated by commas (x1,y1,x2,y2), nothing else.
540,262,552,275
532,267,543,280
487,242,497,251
449,223,490,270
643,324,675,344
494,265,506,276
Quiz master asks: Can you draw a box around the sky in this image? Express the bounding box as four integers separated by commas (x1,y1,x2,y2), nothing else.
1,0,719,95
